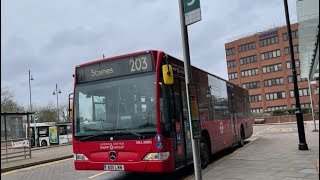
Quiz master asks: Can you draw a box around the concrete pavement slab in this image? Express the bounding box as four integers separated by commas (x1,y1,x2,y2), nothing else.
187,122,319,180
1,145,73,173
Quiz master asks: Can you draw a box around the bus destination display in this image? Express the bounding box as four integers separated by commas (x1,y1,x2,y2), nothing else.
76,53,153,83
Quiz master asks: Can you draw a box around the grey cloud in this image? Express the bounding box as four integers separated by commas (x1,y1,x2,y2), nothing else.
2,0,298,107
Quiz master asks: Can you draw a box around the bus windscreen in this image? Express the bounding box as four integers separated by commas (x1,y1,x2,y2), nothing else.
74,73,157,139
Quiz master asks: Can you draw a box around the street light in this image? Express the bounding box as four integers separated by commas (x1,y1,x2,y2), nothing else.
29,70,37,147
53,83,62,123
283,0,308,150
68,93,73,122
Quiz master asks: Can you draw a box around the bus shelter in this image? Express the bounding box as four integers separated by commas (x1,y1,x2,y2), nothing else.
1,112,33,162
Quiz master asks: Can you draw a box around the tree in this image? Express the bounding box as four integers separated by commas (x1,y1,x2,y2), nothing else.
1,87,24,112
35,102,68,123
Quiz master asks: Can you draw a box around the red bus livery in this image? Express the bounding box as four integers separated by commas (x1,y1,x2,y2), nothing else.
72,50,253,172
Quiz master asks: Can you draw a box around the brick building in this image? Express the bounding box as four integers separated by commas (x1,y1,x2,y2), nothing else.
225,23,319,113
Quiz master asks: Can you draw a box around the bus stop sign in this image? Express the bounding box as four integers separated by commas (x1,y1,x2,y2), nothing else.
188,84,201,139
183,0,202,26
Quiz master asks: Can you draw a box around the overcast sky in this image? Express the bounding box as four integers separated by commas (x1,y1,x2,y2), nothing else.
1,0,297,108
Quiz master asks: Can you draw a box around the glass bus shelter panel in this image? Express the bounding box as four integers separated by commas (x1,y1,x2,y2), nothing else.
1,113,32,163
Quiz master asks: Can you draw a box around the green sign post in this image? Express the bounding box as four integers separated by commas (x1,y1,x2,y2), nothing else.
183,0,202,25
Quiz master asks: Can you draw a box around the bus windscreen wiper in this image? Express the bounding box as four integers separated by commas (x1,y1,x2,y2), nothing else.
78,128,145,141
113,128,145,139
78,129,117,141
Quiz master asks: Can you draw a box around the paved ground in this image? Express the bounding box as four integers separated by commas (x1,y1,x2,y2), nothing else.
1,144,73,172
1,121,319,179
188,121,319,180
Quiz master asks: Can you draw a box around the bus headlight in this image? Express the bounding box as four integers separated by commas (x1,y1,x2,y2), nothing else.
74,154,89,161
143,152,170,161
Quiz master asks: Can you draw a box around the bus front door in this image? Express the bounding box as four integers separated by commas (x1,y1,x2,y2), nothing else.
179,79,193,165
169,77,189,169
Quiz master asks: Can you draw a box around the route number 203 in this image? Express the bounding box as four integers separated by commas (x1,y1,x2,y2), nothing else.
129,57,148,72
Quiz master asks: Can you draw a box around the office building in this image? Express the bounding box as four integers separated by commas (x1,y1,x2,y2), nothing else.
225,23,319,113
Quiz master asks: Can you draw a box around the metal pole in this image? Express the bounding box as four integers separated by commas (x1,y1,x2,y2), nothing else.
56,84,59,123
68,93,73,121
178,0,202,179
27,114,32,158
29,70,32,114
29,70,37,147
4,115,8,162
283,0,308,150
308,78,318,132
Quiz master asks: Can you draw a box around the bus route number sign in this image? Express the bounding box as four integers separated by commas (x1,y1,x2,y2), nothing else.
188,84,201,139
76,53,153,84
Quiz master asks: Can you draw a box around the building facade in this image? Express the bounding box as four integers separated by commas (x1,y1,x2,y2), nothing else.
225,24,319,114
297,0,319,81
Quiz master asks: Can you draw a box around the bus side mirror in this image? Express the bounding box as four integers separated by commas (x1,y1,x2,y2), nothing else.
162,65,174,85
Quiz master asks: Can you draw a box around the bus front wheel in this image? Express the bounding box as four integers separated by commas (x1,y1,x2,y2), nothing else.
200,137,210,169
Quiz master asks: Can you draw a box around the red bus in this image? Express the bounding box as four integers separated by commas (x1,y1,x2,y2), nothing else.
72,50,253,172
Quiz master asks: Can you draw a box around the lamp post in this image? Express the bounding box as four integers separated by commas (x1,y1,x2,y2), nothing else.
283,0,308,150
68,93,73,122
29,70,37,147
53,84,62,123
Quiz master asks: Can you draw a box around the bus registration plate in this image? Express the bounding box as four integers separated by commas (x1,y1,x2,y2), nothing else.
104,165,124,171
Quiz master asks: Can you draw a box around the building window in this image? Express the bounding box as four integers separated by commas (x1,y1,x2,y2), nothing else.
264,77,284,87
226,48,235,56
259,36,279,47
287,75,307,83
283,30,299,41
228,72,238,80
251,108,263,113
238,42,256,52
241,68,259,77
285,45,299,55
290,88,310,97
227,60,237,68
249,94,262,102
267,106,287,112
240,55,257,65
286,60,300,69
262,64,282,74
291,103,311,109
243,81,260,90
265,91,286,101
261,49,281,60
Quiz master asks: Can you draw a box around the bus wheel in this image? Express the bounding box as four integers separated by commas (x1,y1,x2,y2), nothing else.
41,140,48,147
239,126,245,147
200,137,210,169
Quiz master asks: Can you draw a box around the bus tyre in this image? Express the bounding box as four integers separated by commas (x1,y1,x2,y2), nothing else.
200,137,210,169
41,140,48,147
239,126,245,147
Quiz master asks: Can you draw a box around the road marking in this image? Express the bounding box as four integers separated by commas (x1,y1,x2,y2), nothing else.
1,158,73,176
88,171,109,179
